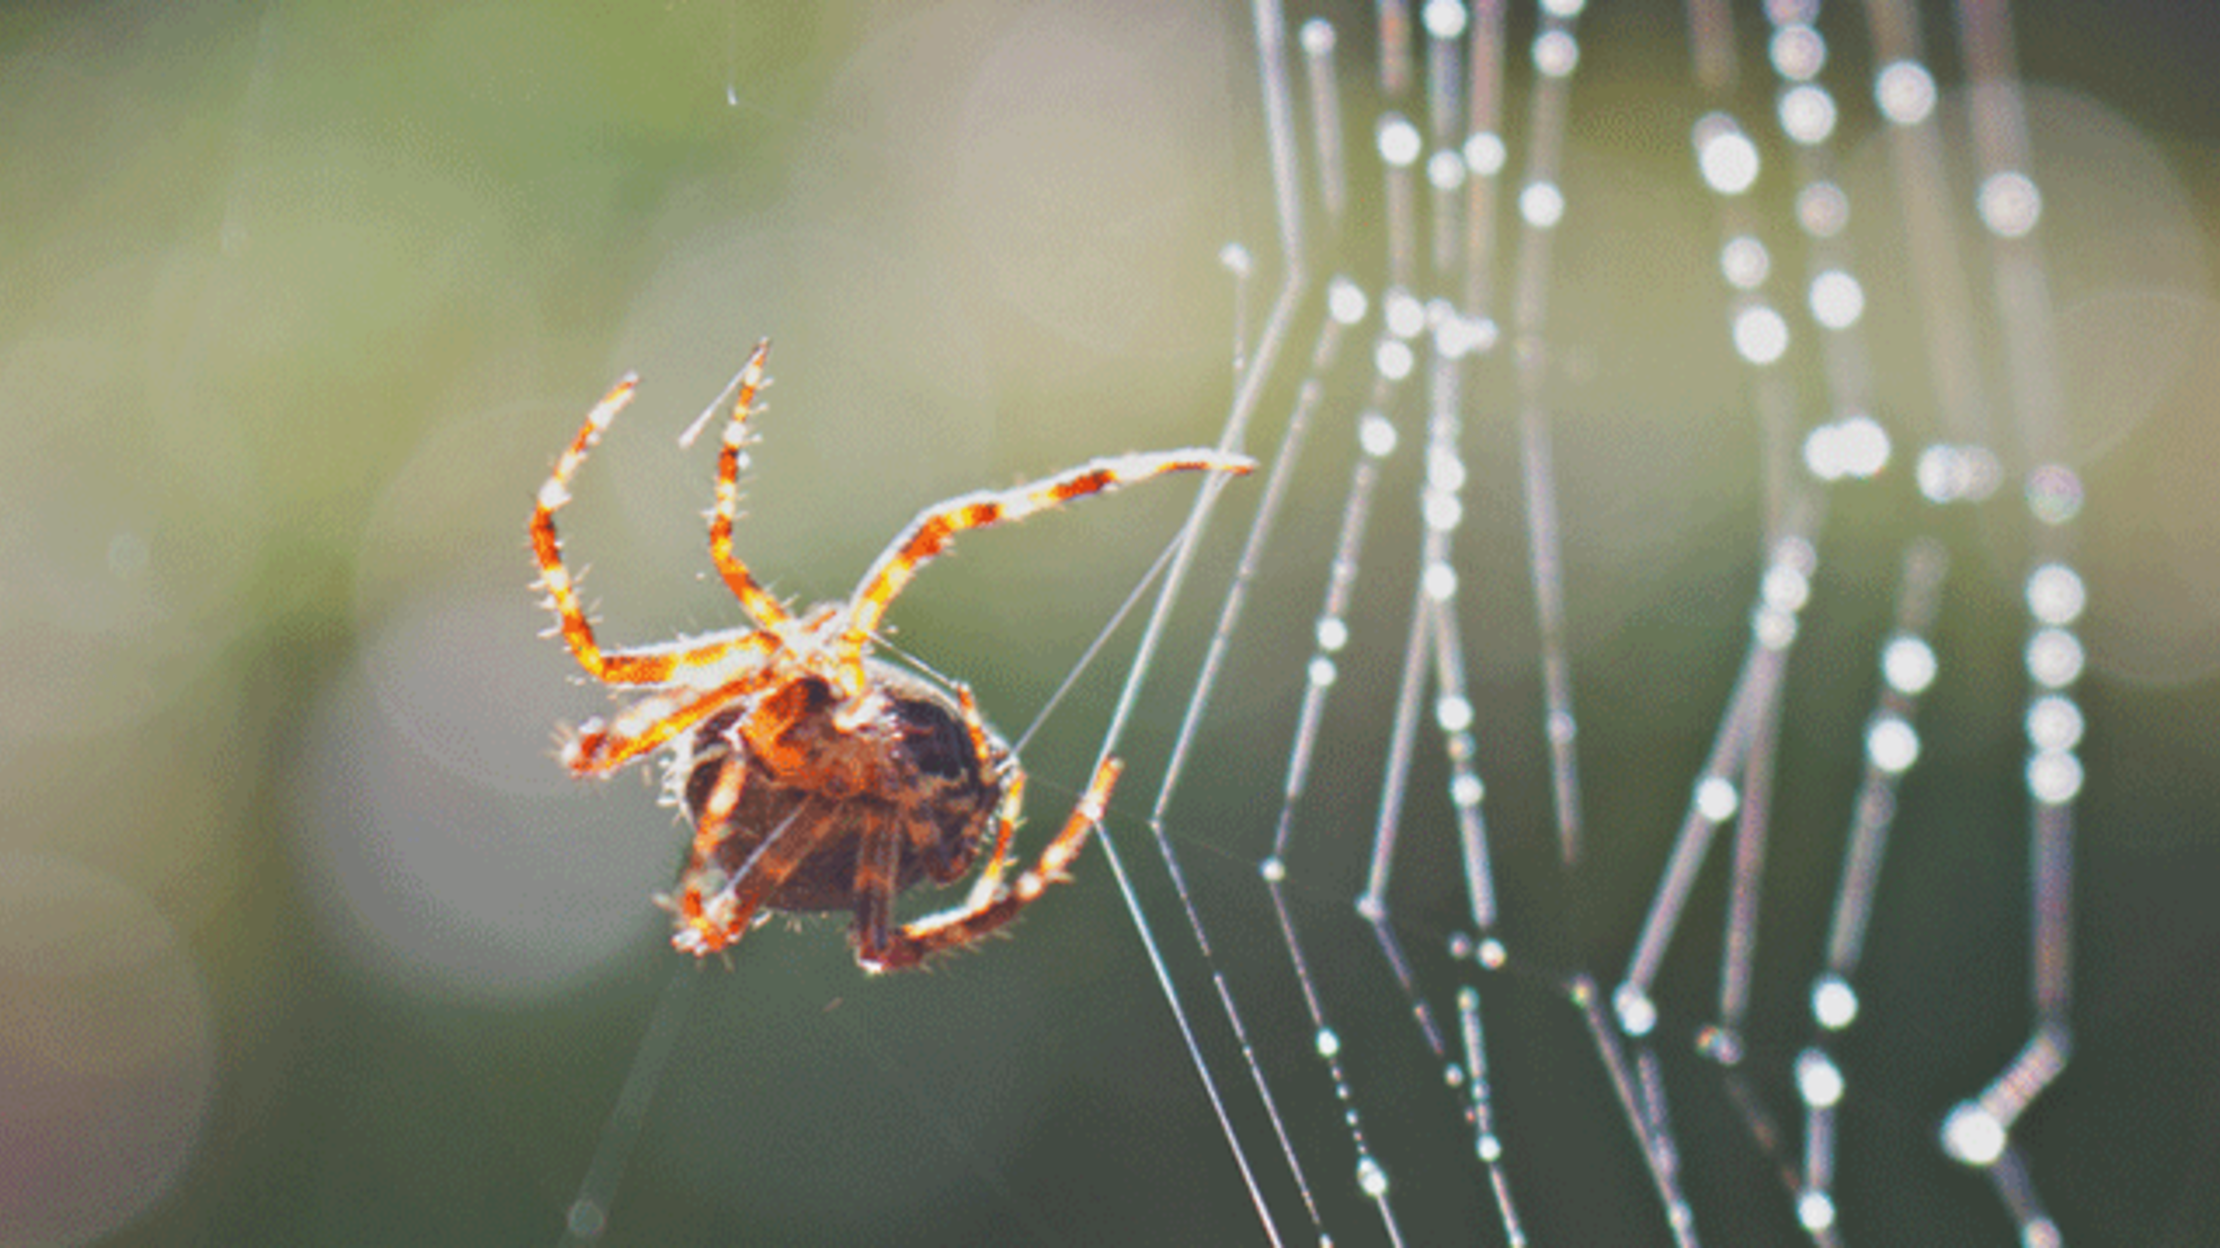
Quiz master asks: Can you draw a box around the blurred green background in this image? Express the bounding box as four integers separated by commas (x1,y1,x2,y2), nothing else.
4,1,2219,1245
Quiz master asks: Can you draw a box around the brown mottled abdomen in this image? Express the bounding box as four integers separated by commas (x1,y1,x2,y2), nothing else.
668,662,1006,914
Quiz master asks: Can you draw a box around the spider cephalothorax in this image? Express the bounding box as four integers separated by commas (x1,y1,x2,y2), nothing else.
530,340,1251,971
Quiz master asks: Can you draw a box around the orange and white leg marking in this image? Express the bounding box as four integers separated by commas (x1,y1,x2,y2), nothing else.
834,450,1255,695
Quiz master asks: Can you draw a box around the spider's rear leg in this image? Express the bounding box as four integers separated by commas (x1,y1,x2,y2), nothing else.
700,339,797,633
670,789,839,958
851,822,905,966
963,771,1025,910
861,758,1122,973
859,680,1019,960
833,449,1256,697
851,768,1024,965
948,682,1022,902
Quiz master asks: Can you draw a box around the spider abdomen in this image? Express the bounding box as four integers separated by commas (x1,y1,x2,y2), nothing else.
667,662,1007,916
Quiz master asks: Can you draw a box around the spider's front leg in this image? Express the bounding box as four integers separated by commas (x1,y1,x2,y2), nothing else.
832,449,1255,697
859,758,1122,973
531,374,769,688
700,339,798,633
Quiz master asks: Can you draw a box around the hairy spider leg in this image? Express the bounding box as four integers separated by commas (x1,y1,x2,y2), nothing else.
704,339,796,632
849,681,1021,963
671,794,840,957
962,770,1026,910
665,744,748,950
861,757,1122,973
683,731,750,864
531,374,770,685
949,683,1022,902
835,449,1258,697
563,653,779,776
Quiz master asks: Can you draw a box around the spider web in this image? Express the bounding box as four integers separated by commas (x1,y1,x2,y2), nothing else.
510,3,2220,1245
1069,2,2220,1246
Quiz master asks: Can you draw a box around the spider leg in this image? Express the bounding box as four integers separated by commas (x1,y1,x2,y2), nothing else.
851,821,905,964
834,449,1256,696
703,339,796,632
534,373,677,683
856,682,1027,963
681,732,750,865
563,650,779,775
670,793,840,958
960,770,1024,911
860,758,1122,973
535,627,769,687
947,682,1020,903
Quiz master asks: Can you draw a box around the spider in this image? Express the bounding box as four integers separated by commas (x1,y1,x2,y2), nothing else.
530,340,1253,972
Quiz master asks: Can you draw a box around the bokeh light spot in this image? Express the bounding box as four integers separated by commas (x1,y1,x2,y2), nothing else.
0,854,215,1247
